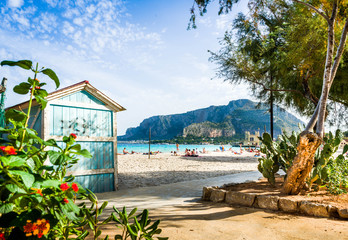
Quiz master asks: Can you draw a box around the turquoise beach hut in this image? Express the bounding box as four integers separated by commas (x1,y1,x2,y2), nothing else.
7,81,126,192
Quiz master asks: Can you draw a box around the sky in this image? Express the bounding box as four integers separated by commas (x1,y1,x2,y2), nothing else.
0,0,300,135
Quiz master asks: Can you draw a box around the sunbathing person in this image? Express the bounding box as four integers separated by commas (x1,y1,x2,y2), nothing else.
123,148,129,154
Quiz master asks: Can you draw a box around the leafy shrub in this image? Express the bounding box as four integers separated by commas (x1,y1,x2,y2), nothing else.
258,129,348,194
258,131,298,185
325,154,348,195
0,60,168,239
309,130,345,187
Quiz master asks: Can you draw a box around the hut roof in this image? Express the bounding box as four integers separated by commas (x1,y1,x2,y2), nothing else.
7,80,126,112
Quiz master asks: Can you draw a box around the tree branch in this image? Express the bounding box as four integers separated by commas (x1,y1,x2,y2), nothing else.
240,65,303,94
302,70,319,105
292,0,330,23
305,101,320,132
329,18,348,84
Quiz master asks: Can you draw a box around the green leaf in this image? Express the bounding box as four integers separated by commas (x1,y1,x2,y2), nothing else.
48,150,63,165
41,68,60,88
8,170,35,188
40,180,60,188
13,82,31,95
0,203,14,214
60,202,80,221
129,208,137,218
36,96,48,109
69,144,81,151
0,127,10,133
343,144,348,155
7,156,26,168
1,60,32,70
78,230,89,239
101,216,113,225
34,89,48,98
146,220,160,231
6,184,26,193
96,229,102,238
74,149,92,158
126,223,138,236
99,201,108,212
139,209,149,229
5,109,27,123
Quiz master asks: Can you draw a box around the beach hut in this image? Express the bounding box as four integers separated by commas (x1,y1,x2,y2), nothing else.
7,81,126,192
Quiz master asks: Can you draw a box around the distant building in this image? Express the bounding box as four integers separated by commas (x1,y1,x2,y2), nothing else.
339,138,348,149
244,131,261,146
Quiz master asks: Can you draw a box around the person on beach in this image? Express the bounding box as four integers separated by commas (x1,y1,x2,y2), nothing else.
203,148,206,153
176,143,179,151
123,148,129,154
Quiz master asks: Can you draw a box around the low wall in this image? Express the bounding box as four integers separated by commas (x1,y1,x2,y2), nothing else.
202,186,348,220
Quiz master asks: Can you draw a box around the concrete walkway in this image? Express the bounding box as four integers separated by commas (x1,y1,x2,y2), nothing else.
93,171,348,240
97,171,262,211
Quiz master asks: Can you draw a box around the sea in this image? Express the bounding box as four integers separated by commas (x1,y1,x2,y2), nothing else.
117,143,241,154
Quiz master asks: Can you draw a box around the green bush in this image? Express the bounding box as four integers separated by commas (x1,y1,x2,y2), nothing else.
0,60,168,239
259,129,348,194
258,131,298,185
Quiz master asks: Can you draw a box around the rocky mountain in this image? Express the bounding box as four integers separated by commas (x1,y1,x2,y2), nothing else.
119,99,304,140
182,121,235,138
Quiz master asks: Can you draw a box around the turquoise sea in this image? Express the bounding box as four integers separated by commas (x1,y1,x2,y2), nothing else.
117,143,241,154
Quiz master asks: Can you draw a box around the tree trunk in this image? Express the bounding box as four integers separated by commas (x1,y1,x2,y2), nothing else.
270,74,274,140
282,131,322,195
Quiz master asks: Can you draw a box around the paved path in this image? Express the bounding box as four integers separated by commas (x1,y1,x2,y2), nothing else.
97,171,262,211
93,171,348,240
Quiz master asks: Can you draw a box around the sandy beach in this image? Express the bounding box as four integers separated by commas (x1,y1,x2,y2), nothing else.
117,151,259,189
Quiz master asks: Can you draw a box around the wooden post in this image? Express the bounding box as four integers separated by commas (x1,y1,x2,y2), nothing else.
148,127,151,159
113,112,119,190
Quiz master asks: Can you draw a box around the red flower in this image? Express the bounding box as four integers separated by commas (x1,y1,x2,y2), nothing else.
0,232,5,240
63,198,69,204
70,133,77,139
60,183,69,191
71,183,79,192
0,146,17,155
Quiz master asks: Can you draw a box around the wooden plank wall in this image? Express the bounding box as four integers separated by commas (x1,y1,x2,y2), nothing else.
42,90,118,193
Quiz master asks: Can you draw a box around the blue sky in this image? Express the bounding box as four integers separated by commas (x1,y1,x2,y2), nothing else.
0,0,264,135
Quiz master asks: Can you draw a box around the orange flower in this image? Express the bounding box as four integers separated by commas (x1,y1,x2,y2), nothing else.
71,183,79,192
34,219,50,238
24,219,50,238
63,198,69,204
31,188,43,196
23,220,38,237
34,78,40,82
60,183,69,191
0,146,17,155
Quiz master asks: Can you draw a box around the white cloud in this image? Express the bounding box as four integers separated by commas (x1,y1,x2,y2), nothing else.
44,0,59,7
216,14,233,31
7,0,23,8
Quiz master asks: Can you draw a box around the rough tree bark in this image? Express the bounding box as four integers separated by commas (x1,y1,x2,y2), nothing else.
282,131,322,194
283,1,348,194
